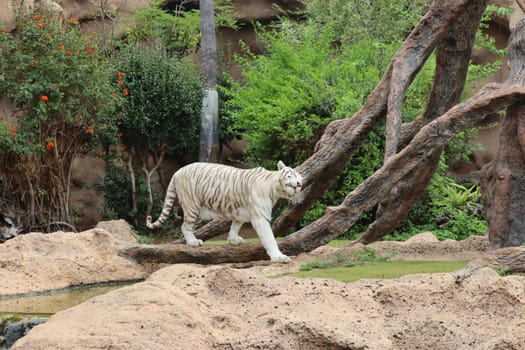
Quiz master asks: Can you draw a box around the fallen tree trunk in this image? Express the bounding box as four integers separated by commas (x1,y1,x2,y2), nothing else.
454,246,525,282
118,242,270,265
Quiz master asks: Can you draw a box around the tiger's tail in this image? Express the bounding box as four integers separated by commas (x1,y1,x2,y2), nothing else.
146,179,177,229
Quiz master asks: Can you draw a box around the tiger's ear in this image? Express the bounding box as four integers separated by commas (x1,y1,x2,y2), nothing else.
277,160,286,170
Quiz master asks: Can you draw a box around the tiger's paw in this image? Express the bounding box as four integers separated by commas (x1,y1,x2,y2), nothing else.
227,237,245,245
186,238,204,247
270,254,291,264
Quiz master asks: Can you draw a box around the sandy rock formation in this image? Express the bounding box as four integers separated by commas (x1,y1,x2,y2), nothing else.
11,262,525,350
95,219,137,243
0,227,146,297
368,234,489,261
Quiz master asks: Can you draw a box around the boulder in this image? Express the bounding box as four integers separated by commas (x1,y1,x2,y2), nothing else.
0,228,146,297
95,219,137,243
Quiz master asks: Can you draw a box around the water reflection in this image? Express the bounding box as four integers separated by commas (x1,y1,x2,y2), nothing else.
0,284,128,314
0,282,136,349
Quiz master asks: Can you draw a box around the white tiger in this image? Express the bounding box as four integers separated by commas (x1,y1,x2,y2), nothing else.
146,161,302,263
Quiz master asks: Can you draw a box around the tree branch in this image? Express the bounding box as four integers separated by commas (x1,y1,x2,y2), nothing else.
384,0,473,159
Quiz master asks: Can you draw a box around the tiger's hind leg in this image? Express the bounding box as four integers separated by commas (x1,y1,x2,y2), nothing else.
181,208,203,247
227,220,244,245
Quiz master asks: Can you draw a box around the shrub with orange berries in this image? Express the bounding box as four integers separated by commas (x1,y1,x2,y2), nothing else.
0,8,123,228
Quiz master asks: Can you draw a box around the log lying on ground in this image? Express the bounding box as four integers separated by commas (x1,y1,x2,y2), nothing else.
172,220,231,245
118,234,319,265
477,247,525,273
454,246,525,283
117,242,270,265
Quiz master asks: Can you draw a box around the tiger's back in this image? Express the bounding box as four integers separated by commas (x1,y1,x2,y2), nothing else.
175,163,273,221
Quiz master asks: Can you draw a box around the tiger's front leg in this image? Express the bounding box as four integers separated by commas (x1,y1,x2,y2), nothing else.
251,217,290,263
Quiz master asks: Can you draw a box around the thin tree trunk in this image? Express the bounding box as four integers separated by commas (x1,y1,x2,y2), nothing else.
199,88,220,162
126,152,139,227
199,0,220,163
142,147,166,217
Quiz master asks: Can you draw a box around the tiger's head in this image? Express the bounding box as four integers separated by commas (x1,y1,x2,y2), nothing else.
277,161,303,199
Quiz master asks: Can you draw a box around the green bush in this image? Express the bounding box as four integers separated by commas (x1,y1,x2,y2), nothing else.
303,0,428,46
0,10,121,227
224,24,395,167
299,247,390,271
384,161,487,242
126,0,237,56
101,44,203,232
113,44,203,156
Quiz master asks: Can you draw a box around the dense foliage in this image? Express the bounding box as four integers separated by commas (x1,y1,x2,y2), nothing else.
0,10,121,228
126,0,237,56
304,0,428,46
224,27,392,168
